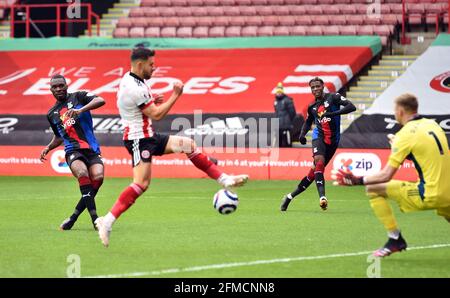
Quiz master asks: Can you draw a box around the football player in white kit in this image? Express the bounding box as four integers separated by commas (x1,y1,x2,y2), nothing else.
95,47,248,247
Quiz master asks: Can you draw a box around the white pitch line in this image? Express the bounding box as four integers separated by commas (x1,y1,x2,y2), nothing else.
85,243,450,278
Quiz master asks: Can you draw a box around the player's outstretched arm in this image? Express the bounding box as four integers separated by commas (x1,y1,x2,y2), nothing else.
65,96,106,118
331,164,397,186
324,97,356,118
143,82,183,121
40,135,63,162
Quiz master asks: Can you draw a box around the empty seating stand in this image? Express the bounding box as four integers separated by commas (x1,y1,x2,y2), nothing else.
113,0,450,46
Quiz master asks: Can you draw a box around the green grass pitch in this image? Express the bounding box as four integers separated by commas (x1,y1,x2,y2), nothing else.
0,176,449,278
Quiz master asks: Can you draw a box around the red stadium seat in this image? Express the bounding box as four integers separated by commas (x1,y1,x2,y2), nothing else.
189,0,204,6
273,26,290,36
147,17,163,27
177,27,193,38
209,26,226,37
299,0,317,4
172,0,188,6
408,14,423,25
346,15,364,25
229,16,245,26
192,26,209,37
323,25,340,35
203,0,219,5
389,4,403,14
240,6,257,16
285,0,300,4
304,5,323,15
262,15,279,26
289,5,306,16
215,16,231,26
245,16,263,26
278,16,296,26
196,17,214,26
113,28,129,38
324,5,340,15
267,0,285,5
294,15,313,25
175,7,193,17
256,6,273,16
357,25,374,35
129,27,145,38
339,25,357,35
305,25,323,35
289,25,307,36
159,7,176,17
373,25,391,36
143,7,160,17
192,7,208,17
206,6,224,16
117,18,132,28
339,5,356,14
221,0,236,5
224,6,240,16
225,26,241,37
382,14,399,25
164,17,180,27
235,0,252,5
145,27,160,38
332,15,347,25
312,15,330,25
241,26,258,36
251,0,268,5
179,17,197,27
334,0,351,3
160,27,177,37
272,6,291,16
129,8,144,17
257,26,274,36
131,18,148,28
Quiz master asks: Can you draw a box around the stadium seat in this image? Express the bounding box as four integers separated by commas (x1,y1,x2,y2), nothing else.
299,0,317,4
204,0,219,5
113,28,129,38
192,7,208,17
295,15,313,25
346,15,364,25
382,14,399,25
339,25,357,35
209,26,226,37
189,0,204,6
221,0,236,5
164,17,180,27
175,7,193,17
305,25,323,35
196,17,214,26
251,0,268,5
131,18,148,28
245,16,263,26
304,5,323,15
172,0,188,6
262,15,279,26
143,7,160,17
193,26,209,37
229,16,245,26
160,27,177,37
267,0,285,5
289,25,307,36
213,16,229,26
225,26,241,37
334,0,351,3
180,17,197,27
241,26,258,36
235,0,252,5
224,6,240,16
206,6,224,16
257,26,274,36
324,5,340,15
312,15,330,25
145,27,160,38
285,0,301,4
129,27,145,38
339,5,356,15
272,6,291,16
289,5,307,16
333,15,347,25
373,25,391,36
389,4,403,14
323,25,340,35
273,26,290,36
357,25,374,35
117,18,132,28
256,6,273,16
177,27,193,38
147,17,163,27
278,16,296,26
239,6,257,16
129,8,144,17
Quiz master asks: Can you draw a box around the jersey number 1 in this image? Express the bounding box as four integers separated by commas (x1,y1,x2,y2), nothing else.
428,131,444,155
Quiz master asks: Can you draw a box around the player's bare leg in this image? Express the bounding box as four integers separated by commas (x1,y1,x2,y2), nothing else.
61,160,98,230
366,184,407,257
96,161,150,247
164,136,249,188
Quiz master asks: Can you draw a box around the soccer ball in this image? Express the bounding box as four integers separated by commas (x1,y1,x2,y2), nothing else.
213,189,239,215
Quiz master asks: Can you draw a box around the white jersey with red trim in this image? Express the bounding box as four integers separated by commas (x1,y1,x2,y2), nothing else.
117,72,155,140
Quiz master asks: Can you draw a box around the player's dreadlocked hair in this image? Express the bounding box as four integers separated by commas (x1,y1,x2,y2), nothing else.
309,77,324,86
131,47,155,62
50,74,66,82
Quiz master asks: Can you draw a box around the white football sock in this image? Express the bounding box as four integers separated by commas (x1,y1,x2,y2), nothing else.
388,229,400,240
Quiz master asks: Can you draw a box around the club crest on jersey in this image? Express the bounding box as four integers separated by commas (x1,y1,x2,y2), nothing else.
67,102,73,109
324,101,329,108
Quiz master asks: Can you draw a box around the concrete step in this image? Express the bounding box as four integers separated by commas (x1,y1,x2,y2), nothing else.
357,81,392,87
115,3,140,8
382,55,419,60
350,86,387,92
347,91,380,98
368,70,405,76
379,60,415,67
102,13,127,19
372,65,408,70
120,0,140,3
359,76,396,81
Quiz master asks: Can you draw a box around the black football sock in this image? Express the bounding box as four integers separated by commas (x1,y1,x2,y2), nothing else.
290,176,314,198
78,177,98,222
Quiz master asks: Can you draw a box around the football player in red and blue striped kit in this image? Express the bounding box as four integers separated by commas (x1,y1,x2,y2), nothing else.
280,77,356,211
40,74,105,230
